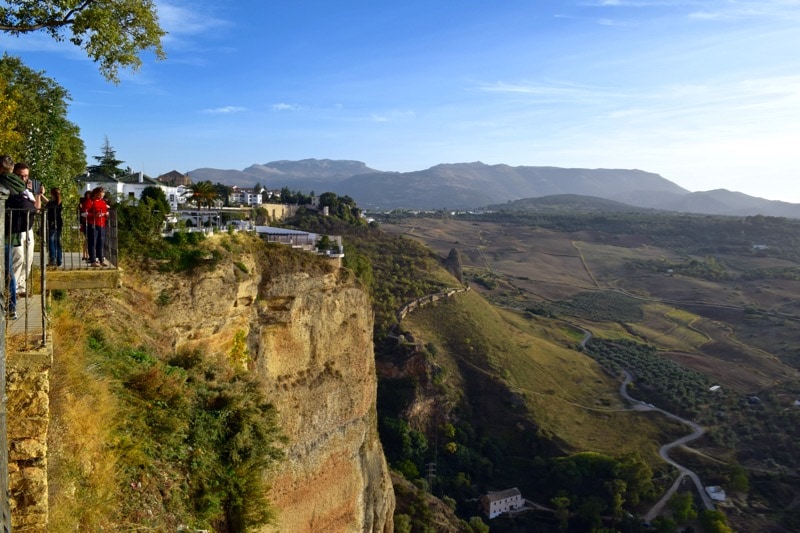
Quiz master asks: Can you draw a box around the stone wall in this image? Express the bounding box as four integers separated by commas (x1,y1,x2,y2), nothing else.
6,345,51,532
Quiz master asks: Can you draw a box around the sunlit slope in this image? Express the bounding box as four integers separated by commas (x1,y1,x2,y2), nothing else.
384,217,800,392
404,289,676,462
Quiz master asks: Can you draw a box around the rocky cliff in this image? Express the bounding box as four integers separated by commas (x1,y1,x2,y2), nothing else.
147,244,395,532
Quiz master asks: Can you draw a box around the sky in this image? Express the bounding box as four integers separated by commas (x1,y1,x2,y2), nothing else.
2,0,800,202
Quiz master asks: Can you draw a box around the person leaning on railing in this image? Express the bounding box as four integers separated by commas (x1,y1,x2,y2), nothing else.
12,162,45,297
0,155,36,320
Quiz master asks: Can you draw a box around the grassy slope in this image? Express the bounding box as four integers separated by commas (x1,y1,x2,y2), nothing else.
380,215,800,531
404,289,678,464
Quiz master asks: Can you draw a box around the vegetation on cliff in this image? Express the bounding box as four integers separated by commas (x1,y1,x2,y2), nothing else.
48,234,309,531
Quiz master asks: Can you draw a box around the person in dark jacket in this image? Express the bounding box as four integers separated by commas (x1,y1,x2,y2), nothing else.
46,187,63,267
0,154,29,320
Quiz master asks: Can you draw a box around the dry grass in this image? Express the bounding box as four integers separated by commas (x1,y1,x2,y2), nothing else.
48,302,125,531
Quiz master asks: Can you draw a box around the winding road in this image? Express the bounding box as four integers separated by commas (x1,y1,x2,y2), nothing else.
618,370,716,520
580,328,715,520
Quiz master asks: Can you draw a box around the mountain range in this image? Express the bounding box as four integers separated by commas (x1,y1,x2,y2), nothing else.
187,159,800,218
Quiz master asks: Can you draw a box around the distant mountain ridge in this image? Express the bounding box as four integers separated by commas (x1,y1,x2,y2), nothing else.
186,158,800,218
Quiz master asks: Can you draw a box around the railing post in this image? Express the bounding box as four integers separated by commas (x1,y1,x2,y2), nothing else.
39,210,46,346
0,185,13,531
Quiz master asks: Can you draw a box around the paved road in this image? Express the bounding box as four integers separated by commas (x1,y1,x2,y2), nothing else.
618,370,716,520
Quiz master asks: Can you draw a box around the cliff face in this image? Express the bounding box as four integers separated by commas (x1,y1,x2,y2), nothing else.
151,250,394,532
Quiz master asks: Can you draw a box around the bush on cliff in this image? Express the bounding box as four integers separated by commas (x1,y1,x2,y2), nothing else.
49,295,285,531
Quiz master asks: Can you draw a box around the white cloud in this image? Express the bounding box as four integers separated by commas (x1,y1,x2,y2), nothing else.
201,106,246,114
272,103,302,111
370,110,415,122
156,1,231,37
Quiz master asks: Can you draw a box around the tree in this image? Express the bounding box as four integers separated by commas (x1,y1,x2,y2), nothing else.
551,496,570,532
468,516,489,533
87,136,125,177
0,54,85,194
188,181,219,209
0,0,165,82
669,491,697,524
140,185,170,214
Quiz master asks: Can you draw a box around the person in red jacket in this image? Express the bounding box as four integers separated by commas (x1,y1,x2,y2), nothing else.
87,187,109,267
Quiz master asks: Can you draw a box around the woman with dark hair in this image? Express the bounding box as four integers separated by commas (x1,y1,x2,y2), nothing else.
46,187,63,267
79,190,91,261
87,187,109,267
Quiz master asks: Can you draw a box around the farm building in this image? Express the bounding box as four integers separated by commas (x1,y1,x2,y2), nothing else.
482,487,523,519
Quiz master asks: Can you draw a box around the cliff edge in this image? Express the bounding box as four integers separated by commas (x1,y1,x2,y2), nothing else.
147,243,395,532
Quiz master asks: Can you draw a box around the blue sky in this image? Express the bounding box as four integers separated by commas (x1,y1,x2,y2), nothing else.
3,0,800,202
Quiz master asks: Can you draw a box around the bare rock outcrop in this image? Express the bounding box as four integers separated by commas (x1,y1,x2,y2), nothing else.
152,250,394,532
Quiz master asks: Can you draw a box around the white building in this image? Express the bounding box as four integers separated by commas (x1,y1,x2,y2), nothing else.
229,186,264,206
79,171,182,211
481,487,523,519
254,226,344,257
705,486,727,502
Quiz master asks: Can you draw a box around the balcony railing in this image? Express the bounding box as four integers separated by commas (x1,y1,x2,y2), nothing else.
3,205,119,349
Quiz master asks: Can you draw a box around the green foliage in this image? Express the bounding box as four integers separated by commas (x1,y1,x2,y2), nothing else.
393,481,437,533
88,136,126,177
394,513,412,533
289,215,445,335
342,242,374,289
115,198,169,258
546,451,652,518
279,187,314,205
123,231,225,273
699,509,733,533
467,516,489,533
140,185,170,214
585,338,714,417
0,54,86,194
669,491,698,524
188,181,220,209
318,191,363,223
84,333,284,531
629,256,730,281
0,0,166,82
555,290,643,322
156,289,171,307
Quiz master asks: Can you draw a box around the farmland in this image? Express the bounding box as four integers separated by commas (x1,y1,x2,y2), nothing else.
380,211,800,531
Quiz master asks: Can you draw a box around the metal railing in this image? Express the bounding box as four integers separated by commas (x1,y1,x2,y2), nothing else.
3,206,118,347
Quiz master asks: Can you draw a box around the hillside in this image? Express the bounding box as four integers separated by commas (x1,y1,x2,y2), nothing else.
378,213,800,532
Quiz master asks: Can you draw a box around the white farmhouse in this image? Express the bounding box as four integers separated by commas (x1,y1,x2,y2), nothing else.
481,487,523,519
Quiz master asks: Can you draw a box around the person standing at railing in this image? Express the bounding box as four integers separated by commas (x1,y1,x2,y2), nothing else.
0,155,35,320
79,190,91,262
46,187,63,267
12,163,45,297
87,187,109,267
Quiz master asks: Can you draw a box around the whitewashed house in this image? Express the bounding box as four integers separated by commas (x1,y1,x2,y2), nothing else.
79,171,181,210
481,487,523,519
229,186,264,206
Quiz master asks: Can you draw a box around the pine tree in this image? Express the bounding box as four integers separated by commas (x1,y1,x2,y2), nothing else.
88,136,125,177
